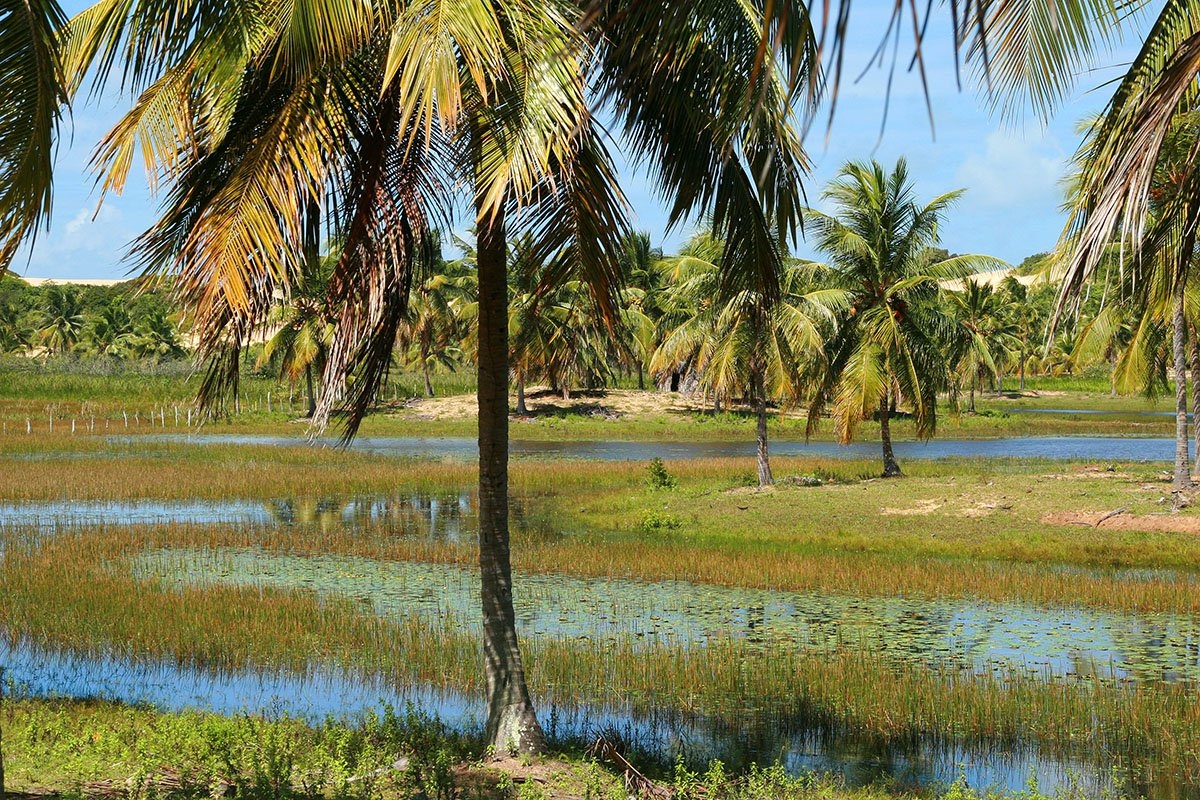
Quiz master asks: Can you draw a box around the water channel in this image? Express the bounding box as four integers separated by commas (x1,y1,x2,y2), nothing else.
132,433,1195,462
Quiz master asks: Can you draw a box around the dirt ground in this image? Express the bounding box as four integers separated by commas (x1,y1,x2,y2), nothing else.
396,387,786,421
1042,509,1200,533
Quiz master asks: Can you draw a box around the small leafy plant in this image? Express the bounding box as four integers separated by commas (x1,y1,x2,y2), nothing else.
646,457,678,490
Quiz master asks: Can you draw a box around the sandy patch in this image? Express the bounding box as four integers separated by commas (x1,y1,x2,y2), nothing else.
397,387,809,422
1042,510,1200,533
882,499,943,516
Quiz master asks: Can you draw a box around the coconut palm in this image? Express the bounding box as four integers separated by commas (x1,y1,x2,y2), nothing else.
945,279,1007,411
83,300,135,356
653,231,840,486
807,159,1005,477
127,306,186,361
37,283,84,355
58,0,811,753
259,247,335,419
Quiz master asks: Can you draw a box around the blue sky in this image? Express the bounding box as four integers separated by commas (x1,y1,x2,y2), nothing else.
13,2,1142,281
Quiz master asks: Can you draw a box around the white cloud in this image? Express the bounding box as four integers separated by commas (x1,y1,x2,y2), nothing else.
955,131,1065,209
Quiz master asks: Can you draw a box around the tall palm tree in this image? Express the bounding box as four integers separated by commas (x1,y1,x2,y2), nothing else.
59,0,812,753
945,279,1005,411
653,231,840,485
807,159,1003,476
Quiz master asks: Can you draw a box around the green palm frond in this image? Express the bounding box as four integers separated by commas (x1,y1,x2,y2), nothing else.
0,0,67,272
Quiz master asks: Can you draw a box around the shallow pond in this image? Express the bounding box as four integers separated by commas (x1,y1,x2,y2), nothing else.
0,637,1141,799
134,549,1200,683
0,492,477,539
137,433,1194,462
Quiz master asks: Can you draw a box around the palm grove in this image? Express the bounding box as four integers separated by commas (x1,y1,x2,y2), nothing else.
3,0,1200,759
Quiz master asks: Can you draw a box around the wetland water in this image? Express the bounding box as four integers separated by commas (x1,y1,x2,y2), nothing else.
0,492,476,536
133,549,1200,683
0,638,1126,798
139,433,1193,461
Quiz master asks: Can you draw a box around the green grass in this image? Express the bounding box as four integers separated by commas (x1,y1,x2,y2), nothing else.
2,696,1126,800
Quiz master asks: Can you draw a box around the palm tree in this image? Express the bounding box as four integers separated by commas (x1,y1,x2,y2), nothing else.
37,284,84,355
259,249,334,419
807,159,1004,477
400,267,469,399
0,296,29,353
1060,112,1200,504
60,0,811,753
83,300,135,356
945,279,1005,412
128,306,186,361
653,231,839,485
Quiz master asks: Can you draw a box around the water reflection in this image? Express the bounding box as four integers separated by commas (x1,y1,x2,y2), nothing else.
0,637,1144,798
134,550,1200,684
0,492,479,541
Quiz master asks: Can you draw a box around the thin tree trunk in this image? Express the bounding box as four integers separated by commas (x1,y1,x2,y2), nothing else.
476,204,545,754
562,385,570,401
304,363,316,419
516,375,529,415
637,363,644,391
423,358,434,398
1019,337,1027,391
1173,288,1191,507
1110,350,1118,397
968,382,975,414
1193,325,1200,476
880,394,902,477
754,375,773,486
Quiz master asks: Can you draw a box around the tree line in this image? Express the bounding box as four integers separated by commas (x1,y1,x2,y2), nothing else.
0,277,184,361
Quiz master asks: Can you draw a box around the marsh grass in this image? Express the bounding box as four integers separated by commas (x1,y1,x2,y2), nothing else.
3,522,1200,786
2,450,1200,613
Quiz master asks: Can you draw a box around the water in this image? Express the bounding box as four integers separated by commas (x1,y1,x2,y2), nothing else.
0,638,1129,798
134,549,1200,684
0,492,477,538
136,433,1194,462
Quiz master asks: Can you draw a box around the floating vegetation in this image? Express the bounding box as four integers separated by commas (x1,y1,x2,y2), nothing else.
133,548,1200,683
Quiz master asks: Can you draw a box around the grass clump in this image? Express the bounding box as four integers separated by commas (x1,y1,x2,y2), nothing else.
637,510,684,531
646,457,678,490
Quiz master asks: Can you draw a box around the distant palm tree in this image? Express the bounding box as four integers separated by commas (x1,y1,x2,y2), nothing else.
653,231,841,485
399,259,472,398
83,301,135,356
128,307,187,361
37,284,84,355
259,252,334,419
946,279,1008,411
0,297,30,353
807,159,1003,476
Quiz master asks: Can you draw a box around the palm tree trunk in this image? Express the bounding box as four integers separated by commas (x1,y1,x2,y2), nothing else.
476,204,545,753
1192,325,1200,476
637,362,645,390
753,369,773,487
515,375,528,416
968,383,975,413
880,394,902,477
422,357,434,398
304,363,316,419
1173,288,1191,507
1019,337,1027,391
